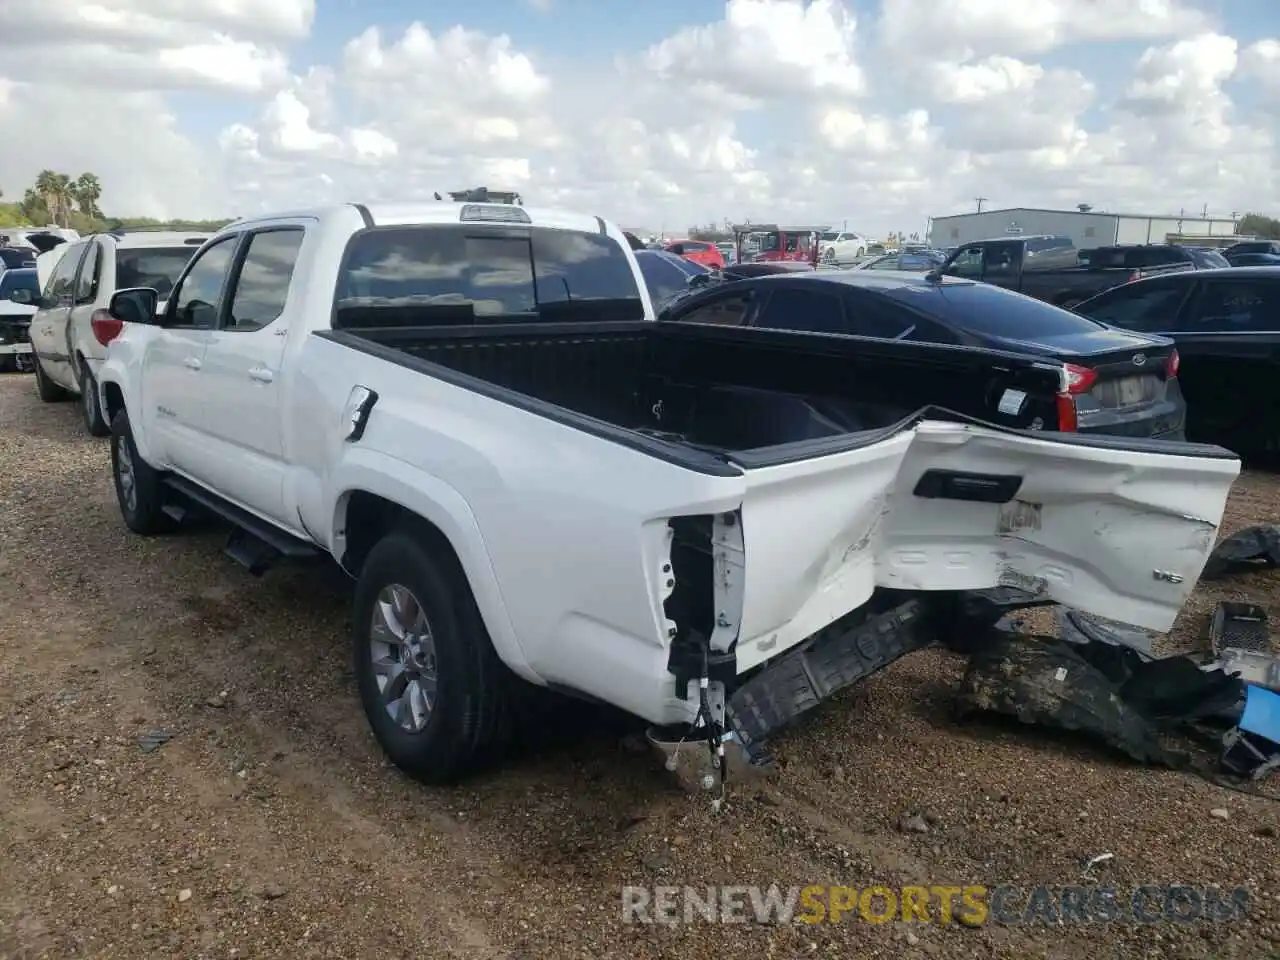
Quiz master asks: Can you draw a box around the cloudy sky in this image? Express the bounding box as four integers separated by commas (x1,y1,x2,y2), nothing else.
0,0,1277,236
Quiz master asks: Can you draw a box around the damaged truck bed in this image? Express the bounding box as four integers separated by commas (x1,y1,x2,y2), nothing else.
331,318,1243,761
99,202,1246,782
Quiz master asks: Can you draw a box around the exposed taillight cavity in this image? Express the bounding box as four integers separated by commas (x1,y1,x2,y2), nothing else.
1055,363,1098,432
1166,348,1180,378
90,308,124,347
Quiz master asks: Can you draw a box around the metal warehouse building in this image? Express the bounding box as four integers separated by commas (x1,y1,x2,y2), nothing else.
928,207,1240,250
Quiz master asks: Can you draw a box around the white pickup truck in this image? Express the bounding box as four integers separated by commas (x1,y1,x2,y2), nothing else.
95,200,1242,783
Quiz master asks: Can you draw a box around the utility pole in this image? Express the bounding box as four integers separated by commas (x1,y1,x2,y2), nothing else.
975,197,987,213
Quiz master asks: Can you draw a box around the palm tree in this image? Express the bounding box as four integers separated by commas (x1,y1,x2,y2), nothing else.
34,170,58,224
50,173,73,226
72,172,102,220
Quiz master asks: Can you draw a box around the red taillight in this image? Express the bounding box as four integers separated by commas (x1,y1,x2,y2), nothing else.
1063,363,1098,394
1127,269,1141,283
1055,363,1098,432
1166,348,1179,378
90,308,124,347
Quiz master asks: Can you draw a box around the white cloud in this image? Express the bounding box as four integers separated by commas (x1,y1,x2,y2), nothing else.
878,0,1210,63
644,0,865,104
0,0,1279,235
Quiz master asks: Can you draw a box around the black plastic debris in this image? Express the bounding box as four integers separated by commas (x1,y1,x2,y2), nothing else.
955,632,1248,767
1202,524,1280,580
955,633,1183,766
138,729,175,753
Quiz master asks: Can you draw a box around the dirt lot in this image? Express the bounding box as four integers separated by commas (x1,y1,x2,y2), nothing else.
3,374,1280,960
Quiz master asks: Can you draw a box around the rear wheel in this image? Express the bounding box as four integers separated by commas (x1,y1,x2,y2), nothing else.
79,366,109,436
110,409,175,535
34,360,68,402
352,532,513,783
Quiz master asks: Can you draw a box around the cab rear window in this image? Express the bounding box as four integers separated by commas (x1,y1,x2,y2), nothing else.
335,226,644,326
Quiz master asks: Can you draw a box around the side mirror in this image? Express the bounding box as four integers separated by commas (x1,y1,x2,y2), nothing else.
9,289,33,305
109,287,160,326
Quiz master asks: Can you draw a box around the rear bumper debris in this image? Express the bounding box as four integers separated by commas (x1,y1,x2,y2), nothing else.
725,598,935,762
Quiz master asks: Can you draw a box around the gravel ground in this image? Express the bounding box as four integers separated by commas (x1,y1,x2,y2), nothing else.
3,373,1280,960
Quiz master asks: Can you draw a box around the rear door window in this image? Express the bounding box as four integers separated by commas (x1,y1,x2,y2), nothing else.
844,293,914,338
866,255,901,270
1074,278,1193,332
74,241,101,304
225,229,306,331
672,290,753,326
755,285,849,334
1183,279,1280,333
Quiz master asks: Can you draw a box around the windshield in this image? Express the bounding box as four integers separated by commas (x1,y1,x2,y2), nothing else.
1190,249,1230,269
0,248,36,269
636,253,695,308
820,232,839,241
117,247,201,298
668,255,709,277
887,280,1108,338
0,269,38,301
1229,242,1274,255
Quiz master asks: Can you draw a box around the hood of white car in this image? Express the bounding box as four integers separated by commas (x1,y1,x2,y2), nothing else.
0,302,36,318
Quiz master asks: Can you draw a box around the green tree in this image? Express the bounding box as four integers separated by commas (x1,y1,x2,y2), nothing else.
71,172,102,220
1238,212,1280,240
19,187,48,225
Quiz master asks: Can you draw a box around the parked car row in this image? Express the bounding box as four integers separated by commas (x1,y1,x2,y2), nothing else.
10,199,1246,789
22,226,212,432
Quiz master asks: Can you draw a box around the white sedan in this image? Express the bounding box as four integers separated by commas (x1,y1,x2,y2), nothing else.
818,231,869,264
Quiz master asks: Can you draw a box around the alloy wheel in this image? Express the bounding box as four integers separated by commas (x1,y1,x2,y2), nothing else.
369,584,439,733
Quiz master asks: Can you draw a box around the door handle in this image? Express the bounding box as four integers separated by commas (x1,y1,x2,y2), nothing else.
183,356,202,370
248,366,274,383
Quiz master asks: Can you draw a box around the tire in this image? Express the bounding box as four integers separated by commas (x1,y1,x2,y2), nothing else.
0,356,14,374
110,408,175,535
79,365,110,437
823,248,836,263
353,531,512,783
34,360,68,402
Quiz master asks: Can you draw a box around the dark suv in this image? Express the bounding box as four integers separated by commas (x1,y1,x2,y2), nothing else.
1080,244,1226,270
1223,240,1280,258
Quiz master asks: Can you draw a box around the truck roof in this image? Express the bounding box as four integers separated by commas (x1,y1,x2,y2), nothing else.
226,202,612,237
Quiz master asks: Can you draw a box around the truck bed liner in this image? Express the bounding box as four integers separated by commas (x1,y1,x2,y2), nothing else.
323,321,1082,467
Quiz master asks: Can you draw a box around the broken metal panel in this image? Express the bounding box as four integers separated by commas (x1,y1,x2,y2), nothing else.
1210,601,1270,655
1059,608,1158,660
709,510,745,654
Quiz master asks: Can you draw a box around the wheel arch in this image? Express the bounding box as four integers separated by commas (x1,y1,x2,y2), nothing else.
329,463,534,682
